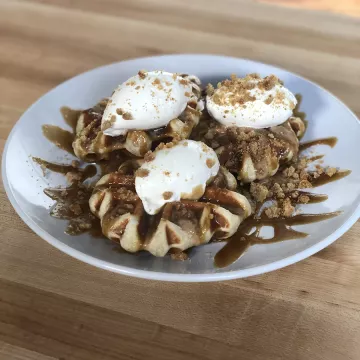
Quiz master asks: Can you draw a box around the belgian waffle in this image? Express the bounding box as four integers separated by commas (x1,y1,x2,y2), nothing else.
72,75,204,162
289,116,306,138
89,164,251,256
200,116,306,183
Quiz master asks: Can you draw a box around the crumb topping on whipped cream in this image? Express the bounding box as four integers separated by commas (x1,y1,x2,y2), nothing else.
206,74,297,129
101,70,201,136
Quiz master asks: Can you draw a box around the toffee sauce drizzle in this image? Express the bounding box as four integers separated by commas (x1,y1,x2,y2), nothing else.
42,125,75,155
38,107,101,236
214,211,339,268
214,134,349,268
299,137,338,151
32,157,97,180
61,106,82,132
33,156,100,236
41,107,82,155
44,183,103,237
39,106,349,269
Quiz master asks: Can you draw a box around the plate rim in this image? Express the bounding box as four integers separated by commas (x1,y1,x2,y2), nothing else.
2,53,360,282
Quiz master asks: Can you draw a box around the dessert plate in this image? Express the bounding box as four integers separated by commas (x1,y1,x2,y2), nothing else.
3,54,360,282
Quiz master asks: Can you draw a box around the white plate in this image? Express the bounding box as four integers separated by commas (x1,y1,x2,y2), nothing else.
3,54,360,282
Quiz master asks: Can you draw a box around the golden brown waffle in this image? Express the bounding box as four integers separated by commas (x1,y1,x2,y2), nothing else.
89,165,251,256
200,116,306,183
289,116,306,138
72,75,204,162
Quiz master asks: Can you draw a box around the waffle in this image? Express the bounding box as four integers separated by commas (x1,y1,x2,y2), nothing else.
200,116,306,183
289,116,306,138
72,75,204,162
89,165,251,256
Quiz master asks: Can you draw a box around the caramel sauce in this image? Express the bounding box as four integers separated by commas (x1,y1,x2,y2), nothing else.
33,157,97,182
299,137,337,152
295,191,328,203
44,184,104,237
307,154,324,162
60,106,82,132
215,211,340,268
42,125,75,155
311,170,351,187
82,165,98,181
33,157,76,174
35,157,100,236
42,107,82,157
298,136,351,188
214,234,253,268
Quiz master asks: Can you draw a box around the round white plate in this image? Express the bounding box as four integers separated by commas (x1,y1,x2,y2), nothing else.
3,54,360,282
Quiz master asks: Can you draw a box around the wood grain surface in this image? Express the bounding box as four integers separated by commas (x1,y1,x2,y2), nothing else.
260,0,360,17
1,0,360,359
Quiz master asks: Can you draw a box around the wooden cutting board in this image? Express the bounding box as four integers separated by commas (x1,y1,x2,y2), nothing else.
1,1,360,359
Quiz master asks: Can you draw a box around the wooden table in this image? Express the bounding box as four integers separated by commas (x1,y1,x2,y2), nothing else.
1,1,360,359
261,0,360,17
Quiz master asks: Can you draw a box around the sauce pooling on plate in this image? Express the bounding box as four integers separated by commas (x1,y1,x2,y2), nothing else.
214,211,340,268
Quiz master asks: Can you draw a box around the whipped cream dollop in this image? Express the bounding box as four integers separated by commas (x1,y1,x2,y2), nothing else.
101,70,199,136
206,74,297,128
135,140,220,215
